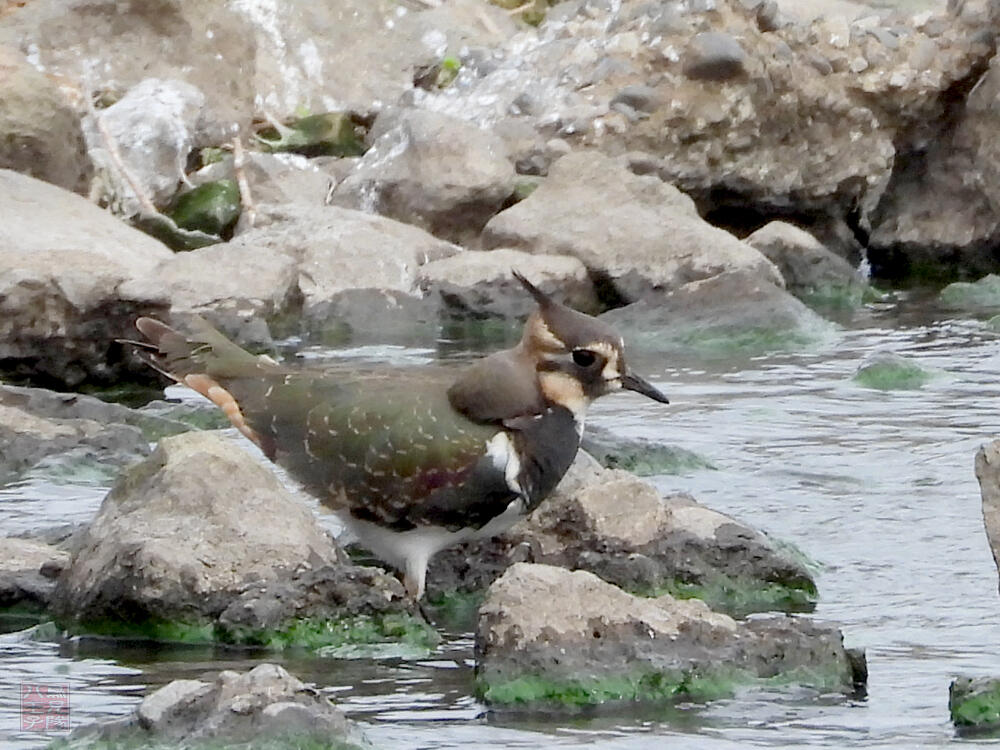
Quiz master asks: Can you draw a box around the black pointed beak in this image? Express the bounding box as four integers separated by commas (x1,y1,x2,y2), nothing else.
621,371,669,404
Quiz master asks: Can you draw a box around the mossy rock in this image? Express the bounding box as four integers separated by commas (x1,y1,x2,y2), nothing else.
950,676,1000,734
939,275,1000,311
168,179,241,237
424,589,486,631
134,212,222,251
640,574,817,619
581,428,715,476
257,112,366,158
853,352,935,391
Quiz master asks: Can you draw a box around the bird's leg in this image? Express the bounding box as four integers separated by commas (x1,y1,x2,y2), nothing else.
403,558,436,624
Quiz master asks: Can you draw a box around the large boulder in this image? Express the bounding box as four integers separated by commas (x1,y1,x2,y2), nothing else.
745,221,865,307
417,249,599,319
599,270,837,358
974,440,1000,597
475,563,864,709
481,152,781,303
333,110,516,244
51,431,428,649
70,664,365,748
0,46,91,193
0,170,172,387
426,454,817,618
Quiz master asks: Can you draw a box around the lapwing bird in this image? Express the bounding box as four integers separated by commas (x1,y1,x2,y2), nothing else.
132,273,669,599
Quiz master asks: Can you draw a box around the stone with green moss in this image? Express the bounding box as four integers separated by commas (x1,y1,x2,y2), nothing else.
950,676,1000,734
134,212,222,251
642,573,817,619
256,112,366,158
581,426,715,476
940,274,1000,311
853,351,936,391
168,180,241,237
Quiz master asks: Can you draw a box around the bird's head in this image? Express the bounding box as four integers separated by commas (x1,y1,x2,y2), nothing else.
514,271,669,414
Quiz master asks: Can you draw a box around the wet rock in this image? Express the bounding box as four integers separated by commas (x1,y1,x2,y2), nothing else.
599,270,836,358
475,563,863,709
939,274,1000,311
481,152,781,303
580,425,715,476
0,45,92,193
427,456,817,618
85,78,205,216
974,440,1000,597
0,403,149,484
950,676,1000,735
417,249,599,319
52,431,423,647
0,170,172,388
745,221,866,307
333,110,515,244
683,31,748,81
71,664,365,747
853,350,935,390
0,537,70,613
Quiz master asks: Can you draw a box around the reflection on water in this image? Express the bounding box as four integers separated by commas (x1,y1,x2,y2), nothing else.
3,295,1000,748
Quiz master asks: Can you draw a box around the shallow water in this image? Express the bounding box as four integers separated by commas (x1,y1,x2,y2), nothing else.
3,292,1000,748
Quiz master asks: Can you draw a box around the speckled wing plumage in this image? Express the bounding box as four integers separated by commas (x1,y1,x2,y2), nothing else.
134,317,519,533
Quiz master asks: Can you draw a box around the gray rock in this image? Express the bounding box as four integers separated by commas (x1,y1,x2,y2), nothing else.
0,45,92,193
0,402,149,483
683,32,749,80
974,440,1000,597
427,457,817,618
417,249,599,319
610,84,661,112
0,537,70,611
481,152,781,303
475,563,863,708
333,110,516,244
0,169,172,388
73,664,363,747
600,270,836,357
85,78,205,215
746,221,865,306
52,431,414,637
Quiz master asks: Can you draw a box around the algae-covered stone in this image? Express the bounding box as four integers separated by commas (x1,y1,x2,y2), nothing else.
581,425,715,476
257,112,367,158
475,564,862,710
950,676,1000,734
427,458,817,619
600,270,837,358
169,179,241,237
52,431,417,645
853,350,935,391
67,664,366,748
940,275,1000,311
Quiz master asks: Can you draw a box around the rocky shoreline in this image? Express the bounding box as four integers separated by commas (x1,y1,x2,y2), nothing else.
4,0,1000,743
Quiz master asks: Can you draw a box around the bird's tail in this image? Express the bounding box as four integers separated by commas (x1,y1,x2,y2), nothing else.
129,317,280,455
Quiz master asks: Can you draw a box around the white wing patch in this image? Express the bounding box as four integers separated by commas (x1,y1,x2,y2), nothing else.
485,431,524,496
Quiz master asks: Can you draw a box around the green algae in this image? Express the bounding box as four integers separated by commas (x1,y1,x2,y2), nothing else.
939,274,1000,311
642,574,817,618
950,677,1000,733
63,616,216,645
257,112,366,158
218,613,439,654
424,589,486,630
853,357,935,391
168,179,241,237
0,603,50,634
581,432,715,476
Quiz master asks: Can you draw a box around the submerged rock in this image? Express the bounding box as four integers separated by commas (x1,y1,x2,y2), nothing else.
475,563,863,709
974,440,1000,597
581,425,716,476
52,431,429,650
70,664,365,748
600,270,836,358
333,109,515,245
481,152,781,303
0,170,172,388
0,45,92,194
745,221,866,308
939,275,1000,311
426,455,817,619
853,350,935,391
950,676,1000,735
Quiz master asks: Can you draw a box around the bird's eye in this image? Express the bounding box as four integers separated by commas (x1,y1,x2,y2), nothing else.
572,349,597,368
